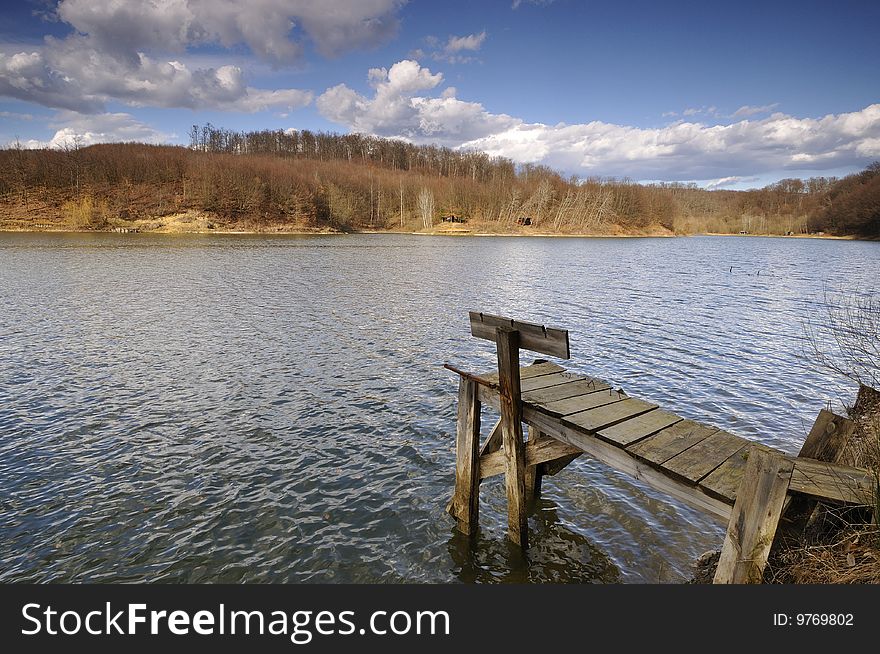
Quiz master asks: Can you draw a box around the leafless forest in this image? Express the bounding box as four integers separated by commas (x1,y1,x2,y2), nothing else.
1,125,877,236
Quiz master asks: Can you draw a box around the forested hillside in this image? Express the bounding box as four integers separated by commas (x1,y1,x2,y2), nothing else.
0,125,876,237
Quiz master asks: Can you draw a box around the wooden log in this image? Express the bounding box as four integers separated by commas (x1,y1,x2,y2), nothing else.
713,448,794,584
451,377,481,535
471,311,570,359
496,326,529,548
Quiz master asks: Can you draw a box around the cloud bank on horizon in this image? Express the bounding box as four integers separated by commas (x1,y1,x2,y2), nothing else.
0,0,878,188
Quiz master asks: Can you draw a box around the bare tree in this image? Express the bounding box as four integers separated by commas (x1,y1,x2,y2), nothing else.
805,290,880,389
417,187,434,229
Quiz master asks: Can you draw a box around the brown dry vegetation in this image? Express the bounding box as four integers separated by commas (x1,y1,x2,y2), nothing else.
1,127,877,236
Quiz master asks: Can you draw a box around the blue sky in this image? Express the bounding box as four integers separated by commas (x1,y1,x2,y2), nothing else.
1,0,878,189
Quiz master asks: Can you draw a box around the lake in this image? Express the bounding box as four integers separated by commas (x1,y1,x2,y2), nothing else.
0,233,877,583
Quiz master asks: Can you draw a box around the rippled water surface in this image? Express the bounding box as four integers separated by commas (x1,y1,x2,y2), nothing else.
1,233,877,583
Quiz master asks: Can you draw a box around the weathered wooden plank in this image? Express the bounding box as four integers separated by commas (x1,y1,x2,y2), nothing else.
451,377,481,535
714,448,794,584
522,378,610,404
520,371,585,393
563,398,657,434
478,361,565,385
480,433,584,479
524,425,544,502
699,443,778,503
779,410,856,539
470,311,570,359
537,388,627,417
663,430,749,484
496,327,529,548
523,404,732,521
789,458,876,505
626,420,719,466
597,409,682,447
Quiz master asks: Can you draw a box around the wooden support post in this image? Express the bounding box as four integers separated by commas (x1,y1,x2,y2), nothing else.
446,417,503,518
451,376,481,535
496,326,529,548
525,425,545,503
778,409,854,540
714,447,794,584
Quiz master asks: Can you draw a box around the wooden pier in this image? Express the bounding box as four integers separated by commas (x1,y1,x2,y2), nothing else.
446,312,876,583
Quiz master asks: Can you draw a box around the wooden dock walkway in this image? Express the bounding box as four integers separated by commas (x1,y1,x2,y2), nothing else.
446,312,876,583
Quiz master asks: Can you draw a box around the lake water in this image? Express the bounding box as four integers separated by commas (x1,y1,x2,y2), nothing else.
0,233,877,583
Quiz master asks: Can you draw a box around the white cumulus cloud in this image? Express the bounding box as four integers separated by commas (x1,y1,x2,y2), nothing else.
318,60,880,180
23,111,171,149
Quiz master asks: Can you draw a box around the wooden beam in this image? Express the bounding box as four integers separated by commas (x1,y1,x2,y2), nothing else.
496,326,529,547
525,426,545,502
451,377,481,535
476,385,734,521
789,457,875,505
479,432,583,479
713,448,794,584
471,311,570,359
480,417,504,456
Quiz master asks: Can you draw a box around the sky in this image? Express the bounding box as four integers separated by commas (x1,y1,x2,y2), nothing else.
0,0,878,189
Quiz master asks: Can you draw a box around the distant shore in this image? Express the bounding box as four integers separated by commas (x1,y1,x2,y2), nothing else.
0,223,864,240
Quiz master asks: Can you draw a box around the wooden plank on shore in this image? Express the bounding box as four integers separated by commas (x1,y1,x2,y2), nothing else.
522,378,610,404
479,361,565,385
789,458,875,505
470,311,570,359
778,410,857,539
663,430,749,484
451,377,481,535
537,388,626,417
626,420,719,466
699,443,778,503
563,398,657,434
597,409,683,447
480,434,583,479
496,327,529,548
714,448,794,584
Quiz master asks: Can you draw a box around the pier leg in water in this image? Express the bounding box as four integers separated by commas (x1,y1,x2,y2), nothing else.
496,326,529,549
452,377,481,536
525,425,545,503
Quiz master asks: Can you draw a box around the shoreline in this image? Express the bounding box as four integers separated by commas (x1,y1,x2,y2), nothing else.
0,225,867,240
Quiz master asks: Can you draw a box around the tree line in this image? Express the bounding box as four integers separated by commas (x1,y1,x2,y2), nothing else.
0,126,876,237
